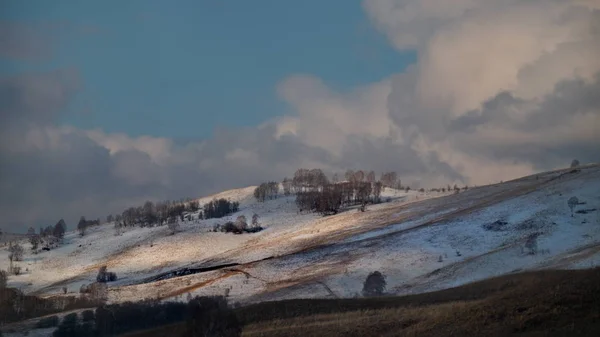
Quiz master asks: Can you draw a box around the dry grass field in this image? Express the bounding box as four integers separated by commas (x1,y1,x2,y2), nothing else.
125,267,600,337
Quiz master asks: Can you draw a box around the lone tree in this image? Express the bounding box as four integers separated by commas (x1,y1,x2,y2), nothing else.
568,196,579,217
362,271,386,297
8,243,24,262
29,234,40,252
235,215,248,233
251,213,260,228
570,159,580,168
54,219,66,239
167,218,180,235
77,216,88,237
525,233,539,255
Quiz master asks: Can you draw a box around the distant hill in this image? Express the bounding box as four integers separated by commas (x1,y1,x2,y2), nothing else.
0,164,598,311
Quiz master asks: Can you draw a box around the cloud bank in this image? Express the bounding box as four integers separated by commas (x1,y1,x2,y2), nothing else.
1,0,598,232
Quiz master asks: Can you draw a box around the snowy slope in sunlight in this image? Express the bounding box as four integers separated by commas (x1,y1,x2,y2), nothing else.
1,165,599,306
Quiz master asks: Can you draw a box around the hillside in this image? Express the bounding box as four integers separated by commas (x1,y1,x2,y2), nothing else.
1,165,599,308
126,268,600,337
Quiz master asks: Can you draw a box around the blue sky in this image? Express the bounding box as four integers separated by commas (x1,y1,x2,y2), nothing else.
1,0,415,140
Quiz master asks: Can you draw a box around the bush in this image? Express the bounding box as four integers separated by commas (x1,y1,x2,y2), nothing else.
81,310,95,322
362,271,386,297
222,222,239,234
35,315,60,328
53,313,80,337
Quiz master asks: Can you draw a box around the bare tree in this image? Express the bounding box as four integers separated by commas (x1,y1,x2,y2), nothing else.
29,234,40,252
251,213,260,228
235,215,248,232
53,219,66,239
77,216,88,237
8,242,24,261
345,170,355,183
366,171,376,184
167,219,180,235
568,196,579,217
282,177,292,196
354,170,365,183
372,181,383,203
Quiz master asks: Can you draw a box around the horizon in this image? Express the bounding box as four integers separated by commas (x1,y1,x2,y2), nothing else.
1,0,599,232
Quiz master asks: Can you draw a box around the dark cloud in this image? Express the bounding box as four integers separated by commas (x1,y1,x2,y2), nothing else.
0,68,80,132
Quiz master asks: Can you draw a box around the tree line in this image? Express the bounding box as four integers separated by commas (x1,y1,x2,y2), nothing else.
108,197,240,234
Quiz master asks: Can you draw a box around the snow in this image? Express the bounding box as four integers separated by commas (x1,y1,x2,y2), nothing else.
1,165,599,306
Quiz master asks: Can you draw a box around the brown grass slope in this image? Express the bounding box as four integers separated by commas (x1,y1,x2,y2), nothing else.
126,268,600,337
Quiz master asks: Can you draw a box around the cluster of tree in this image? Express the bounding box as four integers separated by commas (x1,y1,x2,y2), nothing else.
253,182,279,202
379,172,399,188
47,296,240,337
429,184,467,193
52,312,95,337
23,220,67,254
36,219,66,240
292,168,329,192
218,214,263,234
203,198,240,219
113,197,201,230
291,168,385,216
0,286,99,325
96,266,117,283
77,217,100,237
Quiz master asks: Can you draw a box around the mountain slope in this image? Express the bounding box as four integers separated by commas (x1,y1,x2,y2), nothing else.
1,165,598,306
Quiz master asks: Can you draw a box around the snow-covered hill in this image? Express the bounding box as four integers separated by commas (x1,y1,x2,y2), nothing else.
1,165,599,306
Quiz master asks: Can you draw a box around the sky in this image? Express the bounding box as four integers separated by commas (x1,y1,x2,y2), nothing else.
1,0,599,232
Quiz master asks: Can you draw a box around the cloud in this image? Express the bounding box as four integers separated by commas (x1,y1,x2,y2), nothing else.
365,0,600,182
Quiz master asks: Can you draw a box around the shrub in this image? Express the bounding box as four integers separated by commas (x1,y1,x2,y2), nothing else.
81,310,95,322
35,315,59,328
222,222,239,234
362,271,386,297
571,159,580,168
